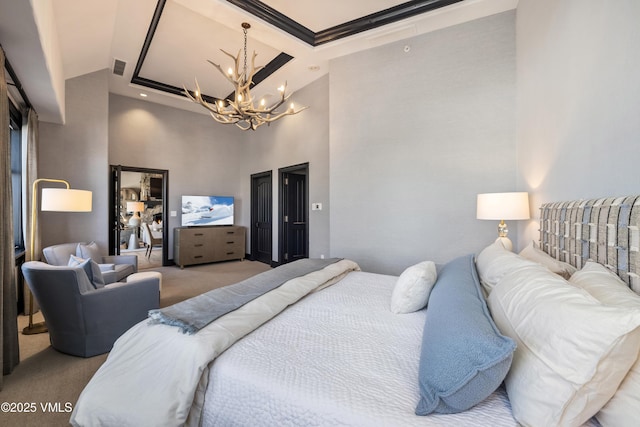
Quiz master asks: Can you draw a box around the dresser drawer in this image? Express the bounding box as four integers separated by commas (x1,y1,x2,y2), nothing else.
214,240,244,260
178,229,209,242
179,244,212,260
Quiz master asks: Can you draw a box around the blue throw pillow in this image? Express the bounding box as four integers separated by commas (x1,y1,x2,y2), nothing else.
415,254,515,415
68,255,105,289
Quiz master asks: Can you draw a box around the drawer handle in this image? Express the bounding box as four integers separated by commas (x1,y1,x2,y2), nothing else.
194,255,203,259
226,241,235,244
226,252,235,255
226,231,235,235
194,233,204,236
194,244,203,247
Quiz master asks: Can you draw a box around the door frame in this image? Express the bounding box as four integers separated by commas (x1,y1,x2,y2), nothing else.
278,162,309,264
109,165,170,266
250,170,273,265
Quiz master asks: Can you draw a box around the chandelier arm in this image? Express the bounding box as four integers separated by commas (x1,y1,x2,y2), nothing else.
185,85,221,115
209,112,239,124
207,59,238,87
260,106,310,123
235,121,252,131
243,52,262,86
183,81,223,116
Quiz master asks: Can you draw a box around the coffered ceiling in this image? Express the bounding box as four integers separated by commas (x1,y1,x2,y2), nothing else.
0,0,517,123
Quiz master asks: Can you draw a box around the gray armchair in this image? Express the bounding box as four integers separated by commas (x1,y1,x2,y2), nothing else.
22,261,160,357
43,242,137,283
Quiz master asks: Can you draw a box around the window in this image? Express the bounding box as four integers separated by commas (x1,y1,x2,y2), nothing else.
9,101,23,251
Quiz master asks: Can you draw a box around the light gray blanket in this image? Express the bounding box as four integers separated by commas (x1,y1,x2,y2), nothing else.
148,258,341,334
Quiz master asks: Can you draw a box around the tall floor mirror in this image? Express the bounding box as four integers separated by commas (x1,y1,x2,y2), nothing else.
109,165,169,267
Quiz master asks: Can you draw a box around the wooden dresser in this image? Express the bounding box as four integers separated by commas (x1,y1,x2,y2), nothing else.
173,226,245,268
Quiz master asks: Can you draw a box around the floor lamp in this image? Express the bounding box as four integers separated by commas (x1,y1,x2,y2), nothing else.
23,178,92,335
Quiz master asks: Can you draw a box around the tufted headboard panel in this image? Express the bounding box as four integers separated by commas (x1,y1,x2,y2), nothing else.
539,195,640,294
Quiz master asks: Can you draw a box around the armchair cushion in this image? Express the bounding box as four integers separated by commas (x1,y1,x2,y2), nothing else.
98,264,115,272
68,255,106,289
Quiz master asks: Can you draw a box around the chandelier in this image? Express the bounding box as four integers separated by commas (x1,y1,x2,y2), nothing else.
184,22,308,131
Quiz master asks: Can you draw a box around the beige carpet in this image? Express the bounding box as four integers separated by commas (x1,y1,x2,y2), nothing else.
0,260,271,427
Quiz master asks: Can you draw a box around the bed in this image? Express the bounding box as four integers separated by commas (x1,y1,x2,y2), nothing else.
70,196,640,427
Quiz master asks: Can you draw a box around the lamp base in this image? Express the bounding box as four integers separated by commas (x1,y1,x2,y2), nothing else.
23,321,48,335
495,236,513,251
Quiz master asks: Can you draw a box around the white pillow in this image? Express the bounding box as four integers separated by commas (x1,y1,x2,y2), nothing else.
519,240,577,279
488,264,640,427
390,261,437,314
475,242,537,295
569,262,640,427
76,241,102,262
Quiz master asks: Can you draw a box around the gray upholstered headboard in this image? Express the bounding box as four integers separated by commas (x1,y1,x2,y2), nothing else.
539,195,640,294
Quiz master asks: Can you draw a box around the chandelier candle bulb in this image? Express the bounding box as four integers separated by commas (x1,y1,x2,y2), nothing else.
183,22,308,131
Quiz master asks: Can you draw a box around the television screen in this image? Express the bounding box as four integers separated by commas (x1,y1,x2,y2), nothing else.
181,195,234,226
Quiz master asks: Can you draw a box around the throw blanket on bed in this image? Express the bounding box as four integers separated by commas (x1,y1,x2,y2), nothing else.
149,258,342,334
70,259,360,427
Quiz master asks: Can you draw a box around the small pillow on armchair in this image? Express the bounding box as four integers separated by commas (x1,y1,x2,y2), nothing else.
76,242,102,262
68,255,105,289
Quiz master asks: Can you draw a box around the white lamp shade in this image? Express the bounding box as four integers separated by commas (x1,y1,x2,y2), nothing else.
127,202,145,213
477,192,530,220
41,188,92,212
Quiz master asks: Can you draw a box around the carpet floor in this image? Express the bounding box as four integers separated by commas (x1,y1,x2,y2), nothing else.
0,260,271,427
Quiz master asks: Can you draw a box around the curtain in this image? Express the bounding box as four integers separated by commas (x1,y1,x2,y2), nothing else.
0,47,20,387
22,108,40,261
23,108,39,315
24,108,38,261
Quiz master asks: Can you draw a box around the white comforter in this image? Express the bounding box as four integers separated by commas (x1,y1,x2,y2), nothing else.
70,259,360,427
201,271,519,427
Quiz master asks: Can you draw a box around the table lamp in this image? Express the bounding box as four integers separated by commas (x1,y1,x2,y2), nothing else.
126,201,145,249
126,201,145,227
477,192,530,251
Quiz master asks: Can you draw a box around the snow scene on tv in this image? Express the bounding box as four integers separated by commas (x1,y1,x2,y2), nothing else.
181,196,234,226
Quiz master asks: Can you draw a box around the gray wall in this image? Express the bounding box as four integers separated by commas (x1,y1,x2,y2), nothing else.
37,70,329,262
241,76,331,262
108,76,330,262
329,11,517,274
516,0,640,244
108,94,243,258
39,70,110,253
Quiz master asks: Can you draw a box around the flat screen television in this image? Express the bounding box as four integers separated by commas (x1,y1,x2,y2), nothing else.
181,195,234,227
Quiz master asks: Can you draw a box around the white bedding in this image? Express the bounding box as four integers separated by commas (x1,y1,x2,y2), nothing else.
201,271,518,426
71,260,359,427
